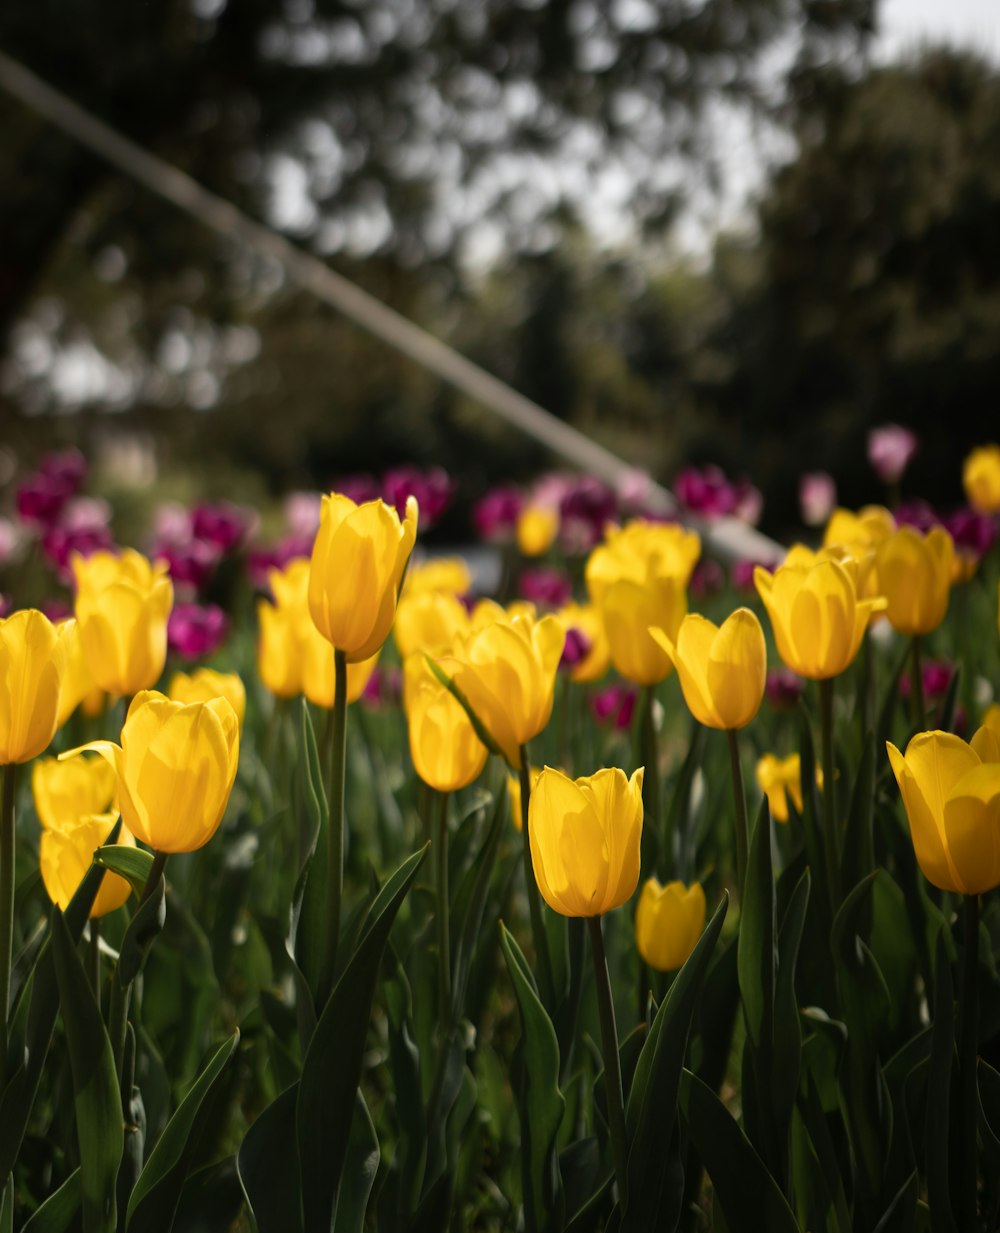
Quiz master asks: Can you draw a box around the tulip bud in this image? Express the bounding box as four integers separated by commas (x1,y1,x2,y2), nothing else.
308,492,418,661
529,765,643,917
402,557,471,598
963,444,1000,514
887,728,1000,895
407,674,488,793
555,602,609,684
169,668,247,729
755,753,806,823
651,608,766,730
63,690,239,854
393,590,469,660
257,596,303,699
634,878,705,971
517,505,559,557
32,754,116,830
505,766,542,832
876,526,954,637
54,619,102,727
40,814,135,918
0,609,63,765
72,549,174,696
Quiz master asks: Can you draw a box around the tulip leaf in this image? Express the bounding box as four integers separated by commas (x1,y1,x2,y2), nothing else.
289,699,329,1010
126,1030,240,1232
425,656,505,760
841,737,876,894
450,787,504,1015
772,868,811,1152
872,1170,919,1233
925,933,957,1233
664,717,705,880
332,1091,381,1233
171,1157,245,1233
0,1179,10,1233
21,1168,81,1233
797,705,830,923
94,844,154,900
678,1067,798,1233
0,819,121,1181
622,891,729,1232
296,844,427,1232
499,923,565,1233
117,875,166,987
238,1082,303,1233
50,907,123,1233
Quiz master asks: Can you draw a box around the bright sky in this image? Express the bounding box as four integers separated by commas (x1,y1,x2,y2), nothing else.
878,0,1000,62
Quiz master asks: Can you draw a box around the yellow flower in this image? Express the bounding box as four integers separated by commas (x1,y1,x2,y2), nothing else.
585,519,700,605
402,557,471,597
634,878,706,971
517,505,559,557
875,526,954,636
506,766,543,832
602,576,687,686
393,589,469,660
40,813,135,918
301,624,379,709
257,596,303,699
308,493,418,661
0,609,63,765
529,765,644,917
963,445,1000,513
823,506,895,557
169,668,247,729
437,613,565,768
407,674,488,792
54,619,103,727
64,690,240,854
754,556,885,680
756,753,805,823
556,603,609,684
650,608,766,730
887,728,1000,895
32,754,116,830
72,550,174,696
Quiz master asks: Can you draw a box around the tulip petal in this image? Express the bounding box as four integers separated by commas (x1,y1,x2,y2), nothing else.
943,763,1000,895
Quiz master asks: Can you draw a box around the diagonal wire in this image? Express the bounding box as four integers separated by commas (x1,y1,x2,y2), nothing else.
0,47,782,565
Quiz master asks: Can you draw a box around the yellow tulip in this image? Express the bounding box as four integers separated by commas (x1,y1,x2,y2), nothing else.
308,492,418,661
529,765,643,917
650,608,766,730
755,753,805,823
517,505,559,557
585,519,701,605
601,576,686,686
40,813,135,918
754,556,885,680
402,556,471,597
556,603,609,684
393,589,469,660
875,526,954,636
437,613,565,768
169,668,247,729
963,445,1000,514
506,766,542,832
257,597,303,699
301,623,379,709
64,690,240,854
823,505,895,557
55,619,102,727
32,754,116,830
0,609,63,765
634,878,706,971
72,549,174,696
407,675,488,792
887,728,1000,895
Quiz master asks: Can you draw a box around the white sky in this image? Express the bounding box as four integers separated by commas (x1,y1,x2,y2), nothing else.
878,0,1000,62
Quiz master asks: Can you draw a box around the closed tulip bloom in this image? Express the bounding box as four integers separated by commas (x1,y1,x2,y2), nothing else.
887,728,1000,895
650,608,766,730
169,668,247,729
40,813,135,918
72,549,173,696
963,445,1000,514
635,878,706,971
556,602,609,684
529,765,644,917
756,753,805,823
0,609,63,765
438,613,565,768
64,690,240,854
407,675,488,792
257,598,303,699
602,576,686,686
876,526,954,637
393,589,469,660
517,505,559,557
823,505,896,555
32,754,116,830
55,619,102,727
754,556,885,680
506,766,543,832
585,519,701,605
402,556,471,598
301,623,379,709
308,492,418,661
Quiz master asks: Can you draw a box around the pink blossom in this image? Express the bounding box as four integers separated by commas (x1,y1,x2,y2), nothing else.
945,508,997,562
153,538,221,591
38,449,86,492
284,491,322,539
16,473,72,528
675,465,762,525
899,660,954,703
867,424,918,485
558,476,617,554
0,518,21,568
894,500,940,533
360,665,402,710
518,567,572,610
0,595,10,619
41,599,72,623
799,472,837,527
332,474,381,506
383,466,454,529
766,669,805,708
191,502,253,553
42,524,115,583
151,502,193,544
690,559,725,599
473,486,523,543
591,683,637,730
167,603,229,660
559,626,593,672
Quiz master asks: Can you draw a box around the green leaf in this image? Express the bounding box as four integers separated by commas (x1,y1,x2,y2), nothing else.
425,656,504,760
449,787,503,1014
872,1170,919,1233
117,876,166,986
798,705,830,923
126,1031,240,1232
332,1092,381,1233
622,892,729,1232
50,908,123,1233
21,1169,81,1233
773,869,811,1149
238,1083,303,1233
978,1057,1000,1170
296,844,427,1231
288,699,329,1016
499,923,565,1233
679,1067,798,1233
664,718,705,879
172,1158,245,1233
94,845,154,900
841,738,875,893
925,933,957,1233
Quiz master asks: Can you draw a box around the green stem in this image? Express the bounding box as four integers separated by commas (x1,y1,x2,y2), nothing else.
319,649,348,1004
959,893,980,1230
519,745,555,1008
818,678,841,910
436,791,451,1017
587,916,628,1206
726,729,748,900
641,687,663,876
910,635,926,729
89,919,101,1011
0,764,15,1091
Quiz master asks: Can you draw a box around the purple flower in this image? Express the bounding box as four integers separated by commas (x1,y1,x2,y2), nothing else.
591,683,637,730
16,473,72,528
360,665,402,710
799,472,837,527
899,660,954,703
731,559,768,591
38,449,87,492
42,523,115,582
894,500,940,533
0,595,10,619
191,502,253,553
151,502,193,544
153,538,221,591
284,491,322,539
383,466,454,530
168,603,229,660
332,473,381,506
691,559,725,599
558,476,617,554
766,668,805,708
473,486,523,543
868,424,918,485
40,598,72,623
616,467,654,512
675,465,762,525
560,626,593,672
518,567,572,610
945,508,997,562
246,538,313,592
